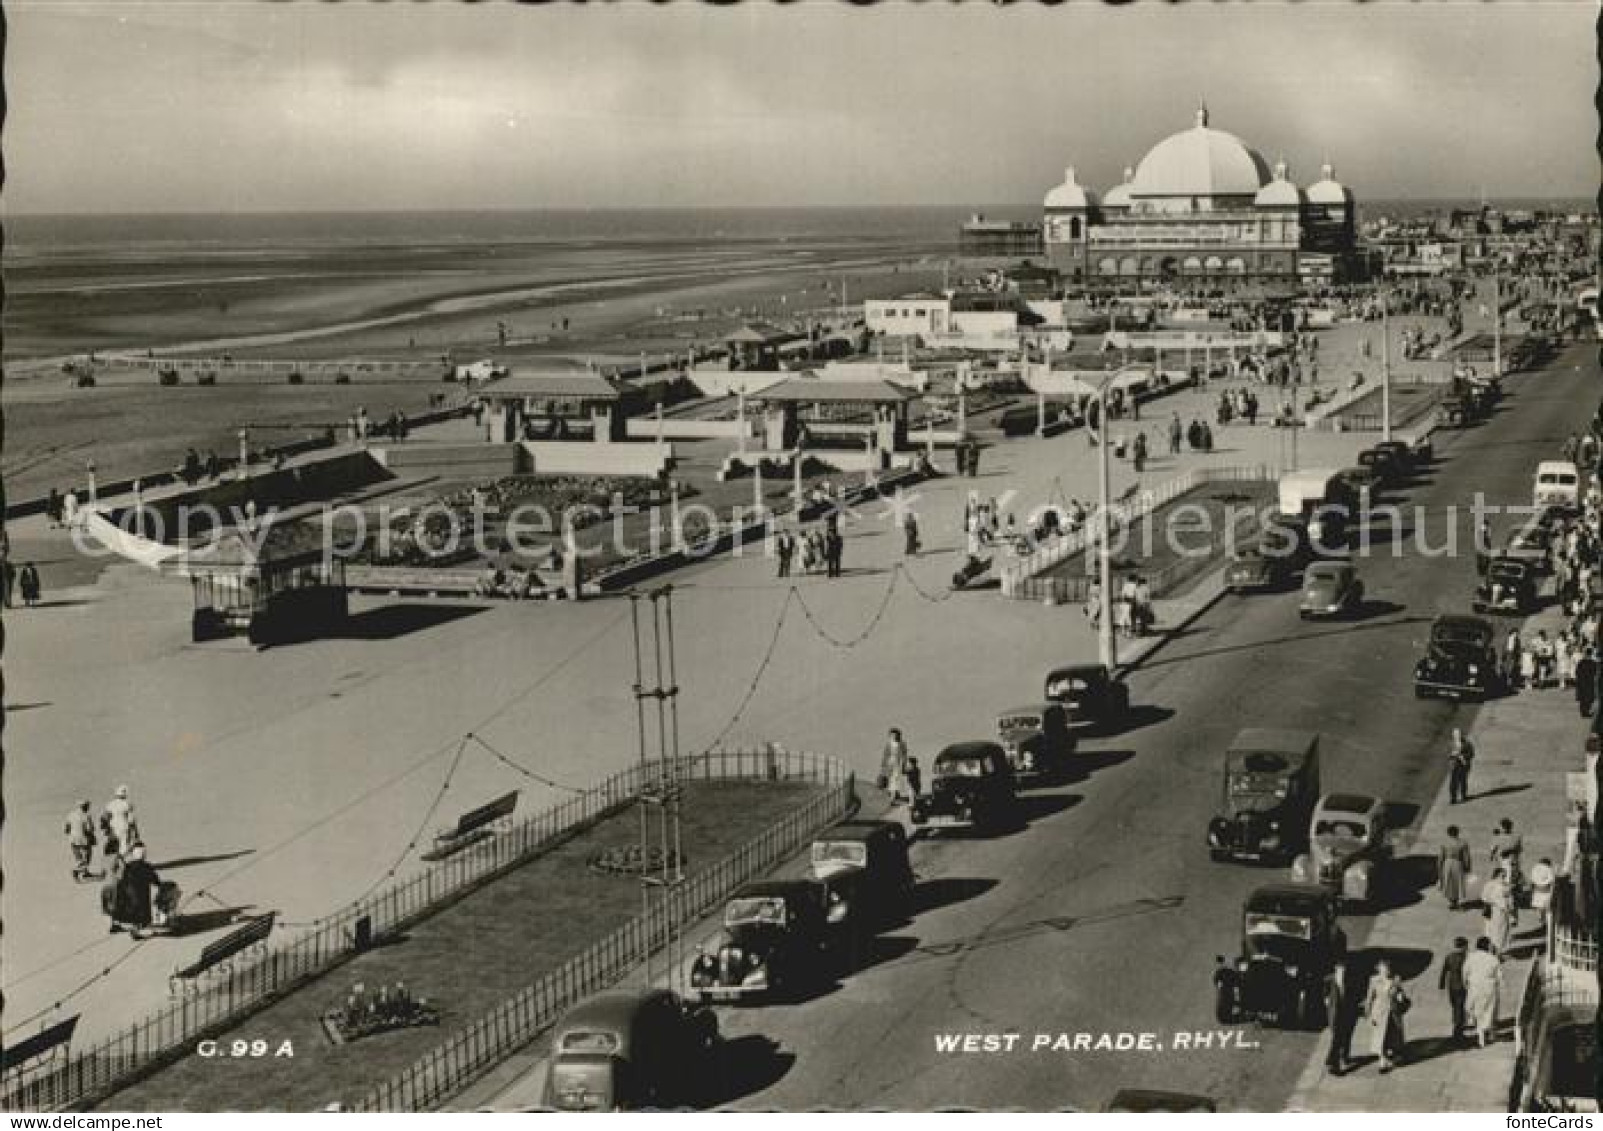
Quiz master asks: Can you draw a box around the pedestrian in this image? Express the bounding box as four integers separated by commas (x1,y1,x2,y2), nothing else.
46,486,62,528
18,562,41,608
1463,938,1502,1046
967,444,981,478
106,844,162,939
1528,857,1556,931
102,785,138,861
1447,728,1474,804
1490,818,1524,892
879,728,909,801
1439,937,1470,1042
1085,578,1102,625
63,490,80,528
903,512,920,557
1,558,15,608
1503,628,1524,687
1362,959,1409,1072
1324,959,1357,1076
904,754,922,800
1438,825,1472,909
1481,866,1513,955
1169,413,1182,456
64,800,99,882
1532,629,1556,688
825,529,843,578
775,529,795,578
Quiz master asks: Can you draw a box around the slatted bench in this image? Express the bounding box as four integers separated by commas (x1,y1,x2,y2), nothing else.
421,791,519,861
170,913,275,994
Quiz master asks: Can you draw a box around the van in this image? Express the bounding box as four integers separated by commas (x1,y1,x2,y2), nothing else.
1534,460,1580,512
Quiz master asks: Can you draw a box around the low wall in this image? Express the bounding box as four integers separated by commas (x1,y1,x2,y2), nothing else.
521,441,672,479
371,443,523,480
623,417,752,441
685,369,787,398
122,452,392,536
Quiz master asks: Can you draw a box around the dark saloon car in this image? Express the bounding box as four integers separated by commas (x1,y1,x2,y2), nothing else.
1044,663,1131,728
910,741,1016,834
1414,614,1499,701
995,702,1077,780
1298,561,1364,619
1208,729,1321,863
1374,439,1419,473
1473,557,1539,615
542,989,720,1111
1257,513,1318,574
1224,543,1297,594
809,819,914,926
1214,884,1345,1030
1104,1090,1219,1113
1357,445,1401,486
689,879,848,1003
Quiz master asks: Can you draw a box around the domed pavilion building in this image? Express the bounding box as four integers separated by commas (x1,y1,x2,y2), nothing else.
1042,104,1360,287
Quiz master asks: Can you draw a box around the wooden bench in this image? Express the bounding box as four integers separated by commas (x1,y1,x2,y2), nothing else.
171,913,275,990
343,567,487,597
422,791,519,861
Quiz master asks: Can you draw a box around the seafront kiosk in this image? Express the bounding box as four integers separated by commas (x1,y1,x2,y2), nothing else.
176,520,348,646
751,377,916,467
725,323,806,371
478,369,629,443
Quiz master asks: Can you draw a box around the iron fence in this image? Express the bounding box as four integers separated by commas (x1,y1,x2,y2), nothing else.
351,764,855,1111
0,749,849,1112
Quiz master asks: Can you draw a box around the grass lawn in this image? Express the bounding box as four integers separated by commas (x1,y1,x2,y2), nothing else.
1037,479,1275,597
100,779,825,1112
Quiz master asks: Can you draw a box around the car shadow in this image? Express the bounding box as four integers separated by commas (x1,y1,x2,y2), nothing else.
1012,792,1084,827
1354,598,1408,620
853,933,920,974
1382,801,1422,830
716,1035,796,1106
909,876,998,916
1364,853,1435,915
1081,704,1174,738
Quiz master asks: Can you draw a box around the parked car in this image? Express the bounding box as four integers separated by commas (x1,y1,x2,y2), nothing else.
1374,439,1419,474
1214,883,1345,1030
1414,614,1499,701
689,879,850,1003
1533,460,1581,513
1207,729,1321,863
1336,464,1379,505
1224,543,1297,594
1357,446,1401,486
1104,1090,1219,1113
995,702,1077,781
1441,393,1475,428
1044,663,1131,729
1505,520,1554,573
910,742,1017,835
1473,557,1539,615
1292,793,1390,906
1257,513,1317,574
1299,561,1364,619
809,819,914,927
542,989,721,1111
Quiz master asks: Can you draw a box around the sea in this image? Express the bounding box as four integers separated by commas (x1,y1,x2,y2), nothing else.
6,199,1595,258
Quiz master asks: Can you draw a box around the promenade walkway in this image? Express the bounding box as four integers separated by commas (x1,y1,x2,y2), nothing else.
0,366,1369,1068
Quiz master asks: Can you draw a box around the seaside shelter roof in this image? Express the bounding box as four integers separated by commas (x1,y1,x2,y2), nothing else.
171,519,329,575
725,322,803,347
751,377,919,405
478,369,622,401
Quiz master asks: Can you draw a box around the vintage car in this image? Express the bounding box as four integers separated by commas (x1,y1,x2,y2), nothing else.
1473,556,1539,615
995,702,1077,779
1336,464,1379,505
910,741,1016,834
1374,439,1420,474
809,819,915,926
1214,883,1344,1030
1298,561,1364,619
1414,614,1499,700
1292,793,1391,906
1441,393,1477,428
1505,520,1554,573
1044,663,1131,729
542,988,720,1111
689,879,849,1003
1356,445,1401,486
1257,513,1318,574
1104,1090,1219,1113
1223,543,1298,594
1207,729,1320,863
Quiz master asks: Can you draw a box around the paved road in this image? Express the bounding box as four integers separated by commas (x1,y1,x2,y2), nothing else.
696,343,1598,1112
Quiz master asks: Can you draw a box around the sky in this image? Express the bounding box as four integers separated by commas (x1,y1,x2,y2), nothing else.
5,1,1599,214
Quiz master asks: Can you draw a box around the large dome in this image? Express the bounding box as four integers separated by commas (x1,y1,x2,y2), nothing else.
1129,107,1271,199
1307,162,1352,206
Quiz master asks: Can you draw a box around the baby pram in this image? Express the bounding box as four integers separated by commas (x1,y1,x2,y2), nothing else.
150,881,183,935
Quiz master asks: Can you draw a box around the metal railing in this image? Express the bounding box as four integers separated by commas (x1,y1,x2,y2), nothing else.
0,749,849,1112
352,759,856,1112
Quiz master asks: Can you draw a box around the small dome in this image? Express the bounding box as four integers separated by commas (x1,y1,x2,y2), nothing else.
1103,165,1135,209
1254,159,1304,208
1044,166,1097,210
1129,109,1271,198
1307,161,1352,205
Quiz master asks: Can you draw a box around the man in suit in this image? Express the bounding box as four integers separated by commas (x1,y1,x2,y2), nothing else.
1439,936,1470,1041
1324,959,1357,1076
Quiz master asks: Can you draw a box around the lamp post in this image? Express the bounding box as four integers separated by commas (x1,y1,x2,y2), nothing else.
1492,267,1503,377
238,429,250,480
1381,286,1392,443
86,459,98,505
1091,363,1143,671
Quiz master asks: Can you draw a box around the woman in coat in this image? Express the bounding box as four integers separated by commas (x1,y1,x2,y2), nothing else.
1463,938,1502,1047
1437,826,1472,910
1481,867,1513,955
110,845,161,938
1362,959,1409,1072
